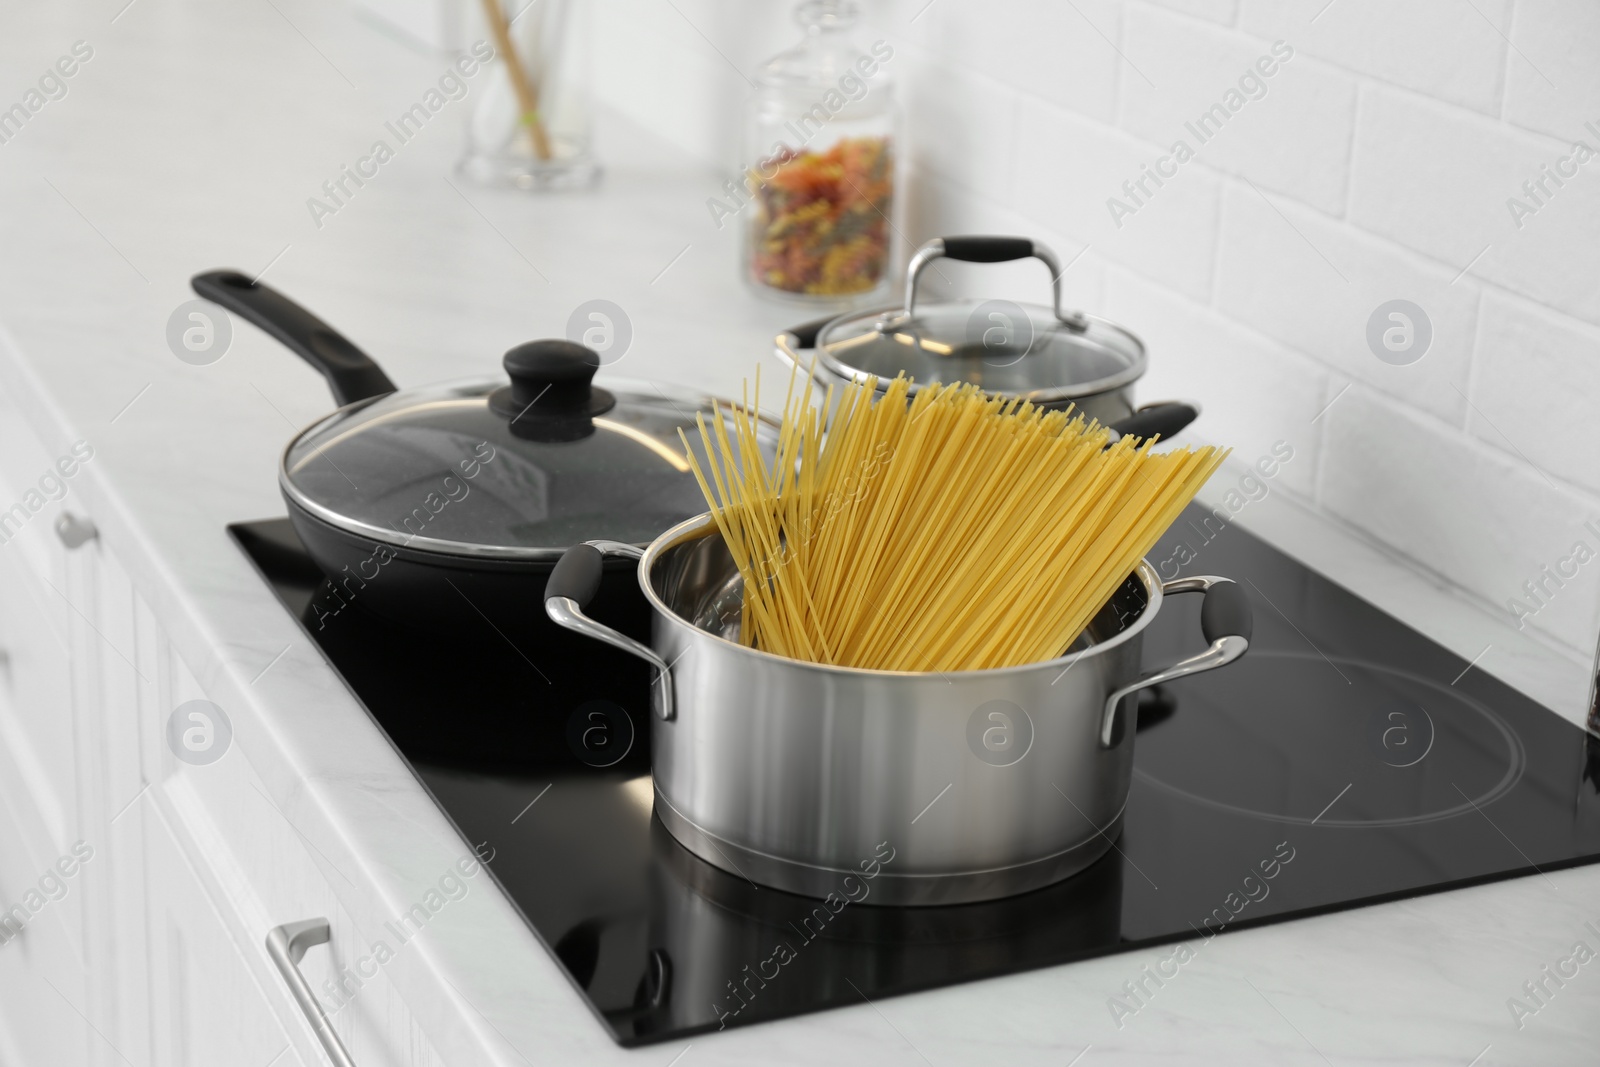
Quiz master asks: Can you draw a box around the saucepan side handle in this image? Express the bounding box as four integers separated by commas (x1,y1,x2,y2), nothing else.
545,541,674,721
1105,401,1201,445
774,319,837,407
1099,576,1251,748
777,316,836,357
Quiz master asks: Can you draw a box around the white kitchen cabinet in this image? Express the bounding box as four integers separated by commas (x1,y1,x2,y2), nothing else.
147,691,454,1067
0,394,103,1065
0,781,92,1067
0,532,77,857
0,379,449,1065
142,793,305,1067
84,544,158,1066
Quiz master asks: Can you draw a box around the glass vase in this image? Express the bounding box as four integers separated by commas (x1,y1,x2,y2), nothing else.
459,0,601,191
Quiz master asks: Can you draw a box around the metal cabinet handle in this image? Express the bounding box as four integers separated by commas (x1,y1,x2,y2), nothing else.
266,918,356,1067
53,512,98,550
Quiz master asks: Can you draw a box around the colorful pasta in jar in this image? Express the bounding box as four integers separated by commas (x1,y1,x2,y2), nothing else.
743,1,898,305
749,137,893,296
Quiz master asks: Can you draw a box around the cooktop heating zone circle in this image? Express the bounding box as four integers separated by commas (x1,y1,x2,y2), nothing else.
1132,652,1527,829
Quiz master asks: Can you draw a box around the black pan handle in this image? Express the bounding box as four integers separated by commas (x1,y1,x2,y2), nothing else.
1106,401,1199,443
191,270,397,406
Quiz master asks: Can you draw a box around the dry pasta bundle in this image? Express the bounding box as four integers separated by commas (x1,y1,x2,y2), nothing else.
680,365,1228,672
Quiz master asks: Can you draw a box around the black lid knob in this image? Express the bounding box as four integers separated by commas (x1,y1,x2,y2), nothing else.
491,339,615,423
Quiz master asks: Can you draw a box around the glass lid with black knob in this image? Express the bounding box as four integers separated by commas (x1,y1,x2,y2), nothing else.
280,340,776,561
810,236,1147,404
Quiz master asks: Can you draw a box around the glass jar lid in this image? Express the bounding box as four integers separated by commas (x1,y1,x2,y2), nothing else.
281,340,769,561
755,1,877,93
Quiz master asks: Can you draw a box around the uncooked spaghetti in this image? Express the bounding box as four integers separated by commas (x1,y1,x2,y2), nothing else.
680,364,1227,672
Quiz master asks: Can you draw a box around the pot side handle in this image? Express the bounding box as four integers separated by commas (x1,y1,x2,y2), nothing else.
191,270,398,407
1105,402,1200,444
774,321,838,409
1099,576,1251,748
783,316,836,353
545,542,675,721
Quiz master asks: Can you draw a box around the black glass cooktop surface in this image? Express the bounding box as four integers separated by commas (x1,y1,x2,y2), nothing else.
229,508,1600,1046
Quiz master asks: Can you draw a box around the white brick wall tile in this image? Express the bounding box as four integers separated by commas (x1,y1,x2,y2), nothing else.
1348,87,1534,267
1470,293,1600,496
1347,86,1600,326
1140,0,1238,27
1503,0,1600,141
1236,0,1510,116
1119,8,1355,214
1013,99,1221,300
1472,150,1600,329
1319,386,1600,649
1215,182,1479,424
1103,269,1328,499
900,53,1019,206
880,0,1122,124
597,0,1600,643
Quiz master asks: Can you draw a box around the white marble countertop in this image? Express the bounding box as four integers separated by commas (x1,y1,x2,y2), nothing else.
1,2,1597,1064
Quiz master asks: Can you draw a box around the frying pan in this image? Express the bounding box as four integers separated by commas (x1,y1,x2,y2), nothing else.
192,270,770,652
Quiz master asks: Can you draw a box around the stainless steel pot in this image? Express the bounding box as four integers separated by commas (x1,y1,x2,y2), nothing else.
775,235,1197,436
545,514,1252,906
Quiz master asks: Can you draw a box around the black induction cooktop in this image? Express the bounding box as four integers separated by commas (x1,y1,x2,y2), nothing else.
229,507,1600,1046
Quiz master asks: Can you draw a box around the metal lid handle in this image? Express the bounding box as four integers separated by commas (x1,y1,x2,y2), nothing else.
904,236,1088,331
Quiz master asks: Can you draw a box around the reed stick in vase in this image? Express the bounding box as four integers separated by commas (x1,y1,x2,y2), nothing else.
479,0,554,161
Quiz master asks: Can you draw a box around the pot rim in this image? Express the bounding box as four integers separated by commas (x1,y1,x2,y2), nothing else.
637,512,1166,679
813,304,1150,404
278,376,783,563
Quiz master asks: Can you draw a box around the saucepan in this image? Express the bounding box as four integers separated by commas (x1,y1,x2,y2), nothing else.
545,514,1252,906
192,270,778,651
777,234,1200,438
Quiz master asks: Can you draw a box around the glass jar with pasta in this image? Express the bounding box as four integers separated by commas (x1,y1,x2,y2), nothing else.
742,1,898,305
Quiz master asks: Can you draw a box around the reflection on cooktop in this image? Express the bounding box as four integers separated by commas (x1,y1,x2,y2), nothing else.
229,506,1600,1046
